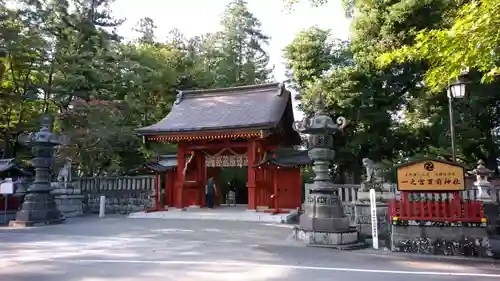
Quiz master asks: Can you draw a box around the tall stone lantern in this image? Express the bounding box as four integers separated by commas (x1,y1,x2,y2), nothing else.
10,116,66,227
469,160,493,201
292,94,362,248
469,160,499,237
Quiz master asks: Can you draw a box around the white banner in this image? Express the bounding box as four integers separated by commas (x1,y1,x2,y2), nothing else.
369,188,379,250
0,178,14,195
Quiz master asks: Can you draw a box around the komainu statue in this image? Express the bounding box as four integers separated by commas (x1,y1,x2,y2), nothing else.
361,158,389,192
362,158,384,182
57,157,72,183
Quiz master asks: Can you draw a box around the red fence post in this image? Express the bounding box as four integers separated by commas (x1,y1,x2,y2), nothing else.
390,190,483,223
426,193,432,219
464,200,470,219
403,192,410,218
452,191,461,219
479,201,485,220
392,192,484,222
419,195,425,219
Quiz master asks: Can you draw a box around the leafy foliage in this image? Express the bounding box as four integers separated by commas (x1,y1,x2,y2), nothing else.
0,0,273,176
378,0,500,89
215,0,272,86
283,0,500,180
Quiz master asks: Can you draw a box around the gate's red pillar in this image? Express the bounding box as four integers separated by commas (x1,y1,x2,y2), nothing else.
273,168,279,212
163,170,172,207
165,170,175,207
175,142,186,208
154,174,160,210
247,140,257,210
198,152,206,207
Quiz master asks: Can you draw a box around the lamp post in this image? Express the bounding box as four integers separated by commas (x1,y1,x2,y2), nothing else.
447,74,468,162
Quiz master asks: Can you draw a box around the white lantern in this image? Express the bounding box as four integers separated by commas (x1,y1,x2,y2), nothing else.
447,76,468,99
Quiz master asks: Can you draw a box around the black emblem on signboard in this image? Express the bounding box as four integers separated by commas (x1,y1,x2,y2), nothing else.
423,161,434,171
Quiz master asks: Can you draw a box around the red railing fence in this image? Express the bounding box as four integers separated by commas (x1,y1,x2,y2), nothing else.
388,191,485,223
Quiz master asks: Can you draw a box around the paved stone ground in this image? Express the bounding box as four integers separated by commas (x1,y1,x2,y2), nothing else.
128,206,297,223
1,216,500,281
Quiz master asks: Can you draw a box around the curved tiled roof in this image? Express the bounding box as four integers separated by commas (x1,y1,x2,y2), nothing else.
136,83,293,135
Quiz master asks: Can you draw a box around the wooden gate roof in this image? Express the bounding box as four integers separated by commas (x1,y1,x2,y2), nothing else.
253,147,312,168
0,158,33,177
136,83,295,136
127,154,178,175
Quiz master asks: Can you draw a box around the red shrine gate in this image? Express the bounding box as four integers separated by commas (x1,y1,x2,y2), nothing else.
137,83,310,211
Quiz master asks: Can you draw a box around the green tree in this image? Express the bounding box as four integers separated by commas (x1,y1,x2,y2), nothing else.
1,0,276,176
378,0,500,89
216,0,272,86
133,17,157,45
284,0,462,180
284,27,351,111
284,0,500,173
60,98,141,175
0,3,49,158
2,0,143,175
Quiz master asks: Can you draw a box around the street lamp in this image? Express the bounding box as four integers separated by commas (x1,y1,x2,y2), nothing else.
447,74,469,162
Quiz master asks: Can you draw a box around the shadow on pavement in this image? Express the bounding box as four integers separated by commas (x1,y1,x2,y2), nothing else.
1,217,499,281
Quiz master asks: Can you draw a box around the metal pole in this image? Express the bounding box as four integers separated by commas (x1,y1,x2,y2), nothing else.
448,96,457,162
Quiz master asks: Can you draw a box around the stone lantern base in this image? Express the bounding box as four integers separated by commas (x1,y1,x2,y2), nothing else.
292,225,365,249
292,189,365,249
9,192,65,227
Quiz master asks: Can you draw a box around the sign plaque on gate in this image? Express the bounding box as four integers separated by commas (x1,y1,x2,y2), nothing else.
396,158,466,191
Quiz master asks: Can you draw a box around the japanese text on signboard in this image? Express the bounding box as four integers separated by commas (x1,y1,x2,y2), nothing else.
396,160,465,191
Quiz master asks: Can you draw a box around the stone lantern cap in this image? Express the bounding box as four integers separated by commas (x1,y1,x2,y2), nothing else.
292,93,348,135
18,116,69,146
469,160,493,178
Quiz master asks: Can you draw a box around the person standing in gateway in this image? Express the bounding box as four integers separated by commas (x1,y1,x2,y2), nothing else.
205,177,218,209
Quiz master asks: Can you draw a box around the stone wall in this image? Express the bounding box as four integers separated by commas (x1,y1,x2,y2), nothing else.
355,203,389,239
74,176,156,214
337,184,358,225
391,225,493,257
51,182,83,218
343,203,355,225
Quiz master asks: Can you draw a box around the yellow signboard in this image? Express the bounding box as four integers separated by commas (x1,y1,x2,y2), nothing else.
396,159,465,191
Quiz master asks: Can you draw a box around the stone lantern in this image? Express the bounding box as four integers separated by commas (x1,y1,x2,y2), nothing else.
469,160,493,201
10,116,66,227
469,160,500,240
292,94,362,248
